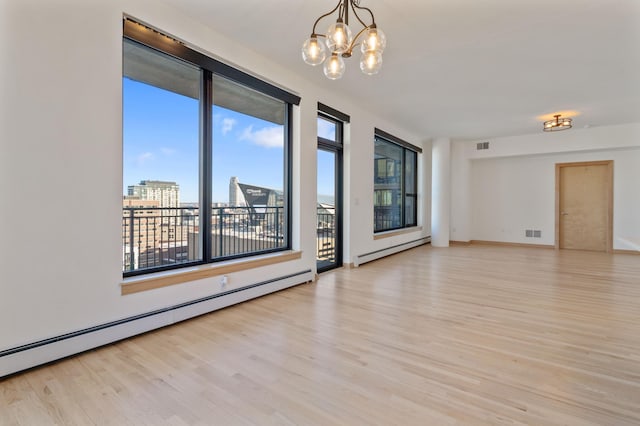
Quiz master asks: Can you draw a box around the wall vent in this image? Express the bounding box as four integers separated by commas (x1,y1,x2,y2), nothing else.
525,229,542,238
476,141,490,150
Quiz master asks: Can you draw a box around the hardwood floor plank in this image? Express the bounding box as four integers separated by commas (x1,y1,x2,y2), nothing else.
1,245,639,425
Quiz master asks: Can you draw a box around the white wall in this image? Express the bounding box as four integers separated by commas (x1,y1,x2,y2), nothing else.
451,123,640,250
0,0,430,354
431,138,450,247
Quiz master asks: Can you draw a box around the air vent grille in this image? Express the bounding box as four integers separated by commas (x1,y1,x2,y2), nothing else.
476,141,490,150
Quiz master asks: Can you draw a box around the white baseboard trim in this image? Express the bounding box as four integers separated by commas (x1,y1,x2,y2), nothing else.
354,237,430,267
0,270,313,378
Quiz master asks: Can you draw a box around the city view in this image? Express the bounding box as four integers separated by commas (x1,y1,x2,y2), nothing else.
122,177,335,273
123,42,337,274
122,177,290,272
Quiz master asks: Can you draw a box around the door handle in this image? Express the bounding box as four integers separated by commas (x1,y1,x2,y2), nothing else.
561,212,569,216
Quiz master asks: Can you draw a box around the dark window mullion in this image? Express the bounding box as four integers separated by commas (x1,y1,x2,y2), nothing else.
400,148,406,228
200,70,213,261
414,153,418,224
335,126,344,266
285,103,293,250
412,151,418,225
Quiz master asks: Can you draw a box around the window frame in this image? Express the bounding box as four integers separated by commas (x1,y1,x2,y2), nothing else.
373,128,421,233
316,103,348,272
122,19,300,277
404,149,418,227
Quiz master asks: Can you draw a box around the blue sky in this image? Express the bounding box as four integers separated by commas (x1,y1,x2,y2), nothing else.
317,118,337,202
317,149,335,204
124,78,336,203
124,78,295,203
317,118,335,141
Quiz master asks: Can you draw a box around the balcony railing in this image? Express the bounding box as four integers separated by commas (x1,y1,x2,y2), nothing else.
374,205,402,232
317,206,336,268
122,206,285,273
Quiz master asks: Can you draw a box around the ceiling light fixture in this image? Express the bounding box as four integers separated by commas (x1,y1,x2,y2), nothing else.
302,0,386,80
543,114,573,132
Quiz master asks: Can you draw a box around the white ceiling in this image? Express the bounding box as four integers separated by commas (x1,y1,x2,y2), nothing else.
161,0,640,140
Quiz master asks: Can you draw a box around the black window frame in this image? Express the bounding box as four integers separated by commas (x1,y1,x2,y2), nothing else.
122,19,300,277
316,103,348,272
373,128,421,233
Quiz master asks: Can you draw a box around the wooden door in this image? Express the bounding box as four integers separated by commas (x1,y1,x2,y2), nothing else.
556,161,613,252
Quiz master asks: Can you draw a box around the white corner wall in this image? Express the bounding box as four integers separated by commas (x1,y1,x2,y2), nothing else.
431,138,451,247
451,123,640,250
0,0,431,370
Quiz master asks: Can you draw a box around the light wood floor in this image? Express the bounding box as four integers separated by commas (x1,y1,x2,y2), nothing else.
1,245,639,425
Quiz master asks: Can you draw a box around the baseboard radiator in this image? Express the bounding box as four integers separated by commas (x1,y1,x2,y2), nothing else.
0,270,313,378
354,237,430,267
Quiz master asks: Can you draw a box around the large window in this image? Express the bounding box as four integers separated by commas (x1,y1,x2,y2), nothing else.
122,19,299,276
374,129,420,232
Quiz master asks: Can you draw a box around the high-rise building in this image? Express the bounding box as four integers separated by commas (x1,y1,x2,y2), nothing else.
228,176,246,207
127,180,180,207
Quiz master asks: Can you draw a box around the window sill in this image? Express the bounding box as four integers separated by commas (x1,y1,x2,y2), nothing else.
373,226,422,240
121,250,302,295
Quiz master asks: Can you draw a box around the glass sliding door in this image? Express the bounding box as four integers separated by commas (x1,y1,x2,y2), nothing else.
316,113,343,272
317,148,338,270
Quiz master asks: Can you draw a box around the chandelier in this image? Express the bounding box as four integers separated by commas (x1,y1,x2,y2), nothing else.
301,0,387,80
543,114,573,132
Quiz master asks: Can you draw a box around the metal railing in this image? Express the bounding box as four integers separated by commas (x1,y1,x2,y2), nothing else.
122,206,285,273
210,206,284,259
317,206,336,265
374,206,401,232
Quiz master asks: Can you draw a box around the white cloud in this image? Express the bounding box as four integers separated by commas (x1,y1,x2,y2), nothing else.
222,118,237,135
240,125,283,149
136,152,154,166
160,147,176,156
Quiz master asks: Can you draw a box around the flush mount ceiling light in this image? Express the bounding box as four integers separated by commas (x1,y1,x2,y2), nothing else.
543,114,573,132
301,0,386,80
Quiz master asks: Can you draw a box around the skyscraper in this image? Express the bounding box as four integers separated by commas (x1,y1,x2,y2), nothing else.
127,180,180,207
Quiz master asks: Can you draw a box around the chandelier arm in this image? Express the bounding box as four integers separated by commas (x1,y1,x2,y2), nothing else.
311,1,344,36
345,26,370,55
350,0,376,27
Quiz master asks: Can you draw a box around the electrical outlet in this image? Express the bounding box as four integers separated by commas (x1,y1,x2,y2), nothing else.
220,275,228,289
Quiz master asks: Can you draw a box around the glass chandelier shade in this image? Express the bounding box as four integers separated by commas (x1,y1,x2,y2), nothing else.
360,49,382,75
324,53,346,80
302,36,327,66
361,27,386,53
302,0,386,80
326,21,353,54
